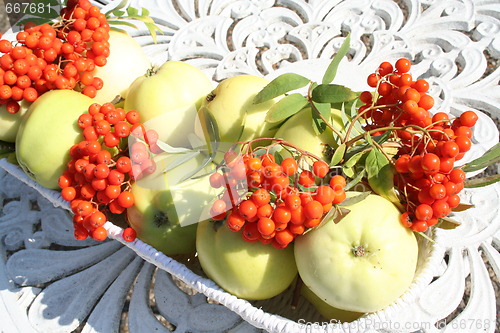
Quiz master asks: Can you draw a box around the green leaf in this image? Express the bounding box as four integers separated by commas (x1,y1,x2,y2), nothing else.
106,20,139,29
436,216,461,230
464,174,500,188
311,101,330,135
197,106,220,155
322,34,351,84
155,141,193,154
265,93,308,123
344,149,369,168
344,168,365,190
462,143,500,173
253,73,310,104
162,151,200,173
311,84,357,104
452,203,475,212
127,6,139,16
145,22,161,43
109,26,127,34
330,143,346,166
141,7,151,17
105,0,129,16
339,191,370,207
365,148,400,204
342,165,355,178
112,9,125,17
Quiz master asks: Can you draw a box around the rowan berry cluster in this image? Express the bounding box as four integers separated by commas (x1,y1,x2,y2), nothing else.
59,102,160,242
209,141,347,248
0,0,110,113
359,58,478,232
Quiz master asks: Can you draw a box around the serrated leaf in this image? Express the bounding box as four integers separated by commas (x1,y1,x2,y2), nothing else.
265,93,308,123
274,151,284,166
436,216,461,230
179,154,215,182
112,9,125,17
253,73,310,104
109,26,127,34
311,101,330,135
373,130,391,144
344,169,365,190
197,106,220,155
145,22,161,43
155,141,193,154
365,148,399,204
339,191,370,207
106,20,139,29
464,174,500,188
452,203,475,212
342,165,355,178
462,143,500,173
310,207,350,233
28,7,59,19
105,0,129,16
330,143,346,166
322,34,351,84
344,149,369,168
162,151,200,173
141,7,151,17
311,84,357,104
127,6,139,16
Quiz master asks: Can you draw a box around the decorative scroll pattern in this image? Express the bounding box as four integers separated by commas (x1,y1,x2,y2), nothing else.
0,0,499,332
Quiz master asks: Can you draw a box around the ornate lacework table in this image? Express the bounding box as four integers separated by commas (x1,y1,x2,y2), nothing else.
0,0,499,332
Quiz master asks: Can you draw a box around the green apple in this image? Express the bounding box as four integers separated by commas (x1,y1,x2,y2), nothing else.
91,30,151,104
301,285,363,323
294,194,418,313
196,219,298,300
124,61,213,147
15,90,94,189
194,75,280,147
274,107,343,159
0,100,30,142
127,152,218,255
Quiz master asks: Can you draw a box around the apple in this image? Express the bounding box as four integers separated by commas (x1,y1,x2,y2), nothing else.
15,90,94,189
274,107,343,159
196,219,298,300
194,75,280,147
127,152,218,255
0,100,30,142
301,285,364,323
294,194,418,313
90,30,151,104
124,61,213,147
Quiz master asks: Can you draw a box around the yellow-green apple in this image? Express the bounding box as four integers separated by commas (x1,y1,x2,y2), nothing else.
294,194,418,313
127,152,218,255
0,100,30,142
91,30,151,104
274,107,343,160
301,285,364,323
196,219,298,300
194,75,280,148
124,61,213,147
15,90,94,189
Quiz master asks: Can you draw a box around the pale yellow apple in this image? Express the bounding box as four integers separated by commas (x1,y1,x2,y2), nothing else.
196,219,298,300
0,100,30,142
124,61,213,147
127,151,218,255
294,194,418,313
274,107,343,159
194,75,280,147
15,90,94,189
91,30,151,104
